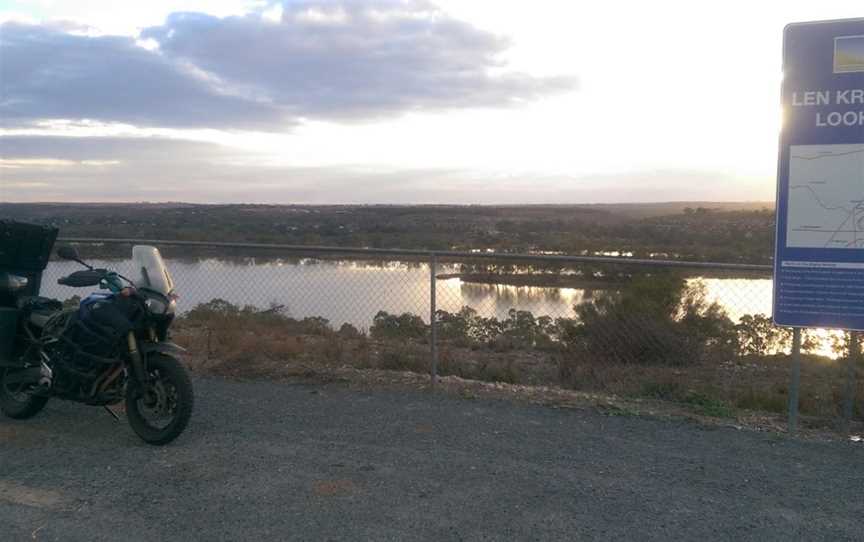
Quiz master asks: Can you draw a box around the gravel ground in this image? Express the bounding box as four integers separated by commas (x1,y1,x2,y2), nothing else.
1,376,863,541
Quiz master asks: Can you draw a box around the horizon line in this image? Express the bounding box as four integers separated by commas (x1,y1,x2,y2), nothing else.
0,200,777,207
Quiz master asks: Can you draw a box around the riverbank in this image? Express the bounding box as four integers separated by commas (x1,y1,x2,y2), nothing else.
436,268,771,288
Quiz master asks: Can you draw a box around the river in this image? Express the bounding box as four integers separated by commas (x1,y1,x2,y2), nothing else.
38,258,775,331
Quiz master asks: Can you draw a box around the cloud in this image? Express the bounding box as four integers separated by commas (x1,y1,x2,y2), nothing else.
1,1,576,130
0,134,233,161
0,22,281,130
0,135,271,201
0,135,765,204
142,2,575,120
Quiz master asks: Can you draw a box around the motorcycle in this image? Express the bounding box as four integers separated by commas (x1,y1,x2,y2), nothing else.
0,240,193,445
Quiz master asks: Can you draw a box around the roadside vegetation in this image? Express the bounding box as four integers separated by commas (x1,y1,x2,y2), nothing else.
170,274,861,428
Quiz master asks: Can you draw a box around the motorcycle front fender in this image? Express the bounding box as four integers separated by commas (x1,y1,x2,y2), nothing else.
141,341,187,357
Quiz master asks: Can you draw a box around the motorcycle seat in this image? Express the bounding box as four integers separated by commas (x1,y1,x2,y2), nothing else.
16,296,63,328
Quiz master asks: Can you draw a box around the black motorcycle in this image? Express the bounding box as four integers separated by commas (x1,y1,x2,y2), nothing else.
0,241,193,445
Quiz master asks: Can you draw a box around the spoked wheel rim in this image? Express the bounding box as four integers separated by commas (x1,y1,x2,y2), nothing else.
135,368,180,430
126,354,193,445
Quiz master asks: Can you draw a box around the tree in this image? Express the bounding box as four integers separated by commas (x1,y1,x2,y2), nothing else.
370,311,427,340
561,275,736,366
735,314,789,356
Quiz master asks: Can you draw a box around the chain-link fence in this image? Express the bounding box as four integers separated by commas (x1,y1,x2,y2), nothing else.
45,238,863,430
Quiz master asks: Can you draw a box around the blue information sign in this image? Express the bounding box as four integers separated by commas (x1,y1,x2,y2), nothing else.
774,18,864,330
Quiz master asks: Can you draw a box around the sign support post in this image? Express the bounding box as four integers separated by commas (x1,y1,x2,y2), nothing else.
842,331,859,432
429,253,438,389
788,328,802,433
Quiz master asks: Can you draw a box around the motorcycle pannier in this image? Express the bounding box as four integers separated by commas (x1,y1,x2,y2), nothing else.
0,221,57,271
0,221,59,298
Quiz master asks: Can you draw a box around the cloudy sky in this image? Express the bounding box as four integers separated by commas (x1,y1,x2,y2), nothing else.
0,1,861,204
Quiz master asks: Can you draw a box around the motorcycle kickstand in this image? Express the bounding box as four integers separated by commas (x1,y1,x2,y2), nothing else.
103,405,120,421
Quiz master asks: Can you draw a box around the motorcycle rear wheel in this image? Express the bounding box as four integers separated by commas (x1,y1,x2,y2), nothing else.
0,369,49,420
125,354,194,445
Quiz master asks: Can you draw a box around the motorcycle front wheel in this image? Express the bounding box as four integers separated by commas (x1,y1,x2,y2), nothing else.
125,354,194,445
0,369,49,420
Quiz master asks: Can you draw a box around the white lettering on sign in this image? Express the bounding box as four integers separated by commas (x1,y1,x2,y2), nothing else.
836,89,864,105
790,88,864,127
792,91,831,106
816,111,864,127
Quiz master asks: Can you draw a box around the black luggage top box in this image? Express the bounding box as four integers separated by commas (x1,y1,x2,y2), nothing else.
0,220,59,272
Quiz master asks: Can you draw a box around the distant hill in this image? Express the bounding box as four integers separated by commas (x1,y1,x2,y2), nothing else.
0,201,776,264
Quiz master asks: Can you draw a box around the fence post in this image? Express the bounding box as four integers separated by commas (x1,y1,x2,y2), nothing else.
429,252,438,388
842,331,859,434
788,327,802,434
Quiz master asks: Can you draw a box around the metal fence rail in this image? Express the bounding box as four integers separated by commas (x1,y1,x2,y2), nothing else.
58,237,773,271
50,237,860,432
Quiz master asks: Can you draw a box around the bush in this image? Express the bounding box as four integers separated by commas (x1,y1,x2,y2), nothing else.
734,314,831,357
337,323,363,339
435,306,563,350
502,309,557,349
370,311,428,340
735,314,790,356
436,306,481,346
561,275,736,366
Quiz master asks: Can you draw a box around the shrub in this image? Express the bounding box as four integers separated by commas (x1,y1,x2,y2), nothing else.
370,311,428,340
502,309,557,349
436,306,480,346
298,316,332,336
735,314,790,356
561,275,736,366
435,306,562,350
680,392,736,419
337,323,363,339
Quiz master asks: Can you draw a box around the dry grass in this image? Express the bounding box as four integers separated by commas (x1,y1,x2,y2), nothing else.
171,315,862,430
560,353,862,424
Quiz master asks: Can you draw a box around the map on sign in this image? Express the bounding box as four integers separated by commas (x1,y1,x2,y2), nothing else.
786,144,864,249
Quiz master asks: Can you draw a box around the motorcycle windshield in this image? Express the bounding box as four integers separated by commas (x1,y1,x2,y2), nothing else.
132,245,175,295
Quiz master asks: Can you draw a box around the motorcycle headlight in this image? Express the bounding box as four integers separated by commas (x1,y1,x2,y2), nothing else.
145,297,168,314
144,291,177,315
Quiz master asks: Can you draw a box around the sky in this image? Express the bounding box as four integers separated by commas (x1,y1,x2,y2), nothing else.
0,1,861,204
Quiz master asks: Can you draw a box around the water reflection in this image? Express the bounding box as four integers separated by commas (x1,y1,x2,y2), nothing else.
698,277,843,359
442,281,584,320
38,258,845,358
42,259,585,325
697,278,773,322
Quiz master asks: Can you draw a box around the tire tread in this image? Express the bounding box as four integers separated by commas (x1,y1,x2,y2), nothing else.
125,354,194,445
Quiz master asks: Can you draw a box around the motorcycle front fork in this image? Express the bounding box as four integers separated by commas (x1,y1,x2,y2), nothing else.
127,331,148,384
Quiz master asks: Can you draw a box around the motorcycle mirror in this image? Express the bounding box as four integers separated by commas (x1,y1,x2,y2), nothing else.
57,246,81,261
